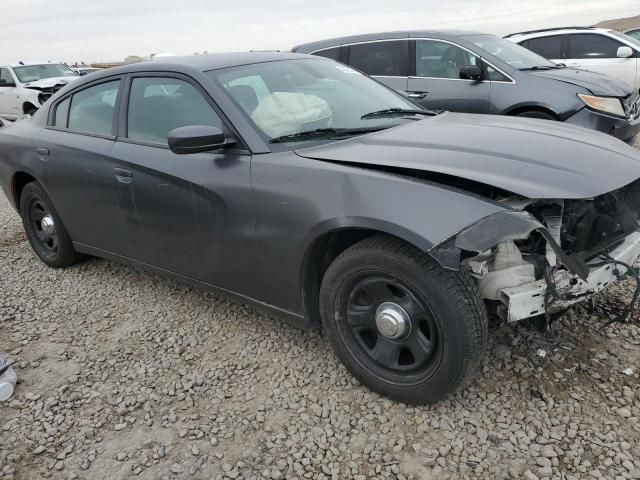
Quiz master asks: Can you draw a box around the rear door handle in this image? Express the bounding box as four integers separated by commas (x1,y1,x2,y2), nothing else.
407,91,428,99
114,167,132,184
36,147,49,161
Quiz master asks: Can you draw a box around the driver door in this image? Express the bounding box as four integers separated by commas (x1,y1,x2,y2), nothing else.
107,74,254,293
0,68,20,119
408,39,490,113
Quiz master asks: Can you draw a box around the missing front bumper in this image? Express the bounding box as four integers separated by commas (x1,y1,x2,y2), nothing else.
497,232,640,322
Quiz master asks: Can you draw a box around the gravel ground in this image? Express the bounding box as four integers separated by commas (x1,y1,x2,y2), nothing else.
1,140,640,480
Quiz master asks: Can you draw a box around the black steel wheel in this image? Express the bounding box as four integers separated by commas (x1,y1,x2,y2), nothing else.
19,182,83,268
320,235,488,404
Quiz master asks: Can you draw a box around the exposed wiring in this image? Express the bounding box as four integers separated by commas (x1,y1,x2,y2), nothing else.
543,264,560,332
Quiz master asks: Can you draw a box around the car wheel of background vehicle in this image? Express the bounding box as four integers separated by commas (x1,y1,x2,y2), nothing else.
319,235,488,404
23,103,38,116
516,110,556,120
19,182,83,268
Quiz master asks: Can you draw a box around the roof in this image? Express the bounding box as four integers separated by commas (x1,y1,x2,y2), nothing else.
505,27,611,39
2,61,68,68
292,30,486,53
139,51,312,71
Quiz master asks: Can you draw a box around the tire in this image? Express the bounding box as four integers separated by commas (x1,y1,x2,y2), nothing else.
19,182,83,268
319,235,488,404
516,110,556,121
23,104,38,116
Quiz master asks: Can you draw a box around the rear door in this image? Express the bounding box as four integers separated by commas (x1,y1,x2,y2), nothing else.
35,78,123,250
107,73,253,291
566,33,637,89
345,40,409,92
408,39,490,113
519,35,565,64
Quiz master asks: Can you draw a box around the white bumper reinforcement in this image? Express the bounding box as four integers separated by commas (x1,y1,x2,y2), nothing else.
498,231,640,322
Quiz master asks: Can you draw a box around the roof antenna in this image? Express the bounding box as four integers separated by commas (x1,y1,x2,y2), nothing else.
19,61,24,65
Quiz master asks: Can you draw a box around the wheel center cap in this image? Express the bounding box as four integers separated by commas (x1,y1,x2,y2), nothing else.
41,215,55,235
375,302,411,339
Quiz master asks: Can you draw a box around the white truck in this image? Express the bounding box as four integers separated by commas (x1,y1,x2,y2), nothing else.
0,61,79,121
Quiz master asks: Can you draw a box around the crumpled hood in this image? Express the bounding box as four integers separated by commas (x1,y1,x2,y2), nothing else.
531,68,632,97
295,112,640,199
23,76,77,90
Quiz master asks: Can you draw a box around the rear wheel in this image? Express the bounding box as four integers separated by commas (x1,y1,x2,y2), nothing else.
19,182,83,268
516,110,556,120
319,235,488,404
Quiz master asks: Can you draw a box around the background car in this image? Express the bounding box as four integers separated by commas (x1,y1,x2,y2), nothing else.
624,27,640,41
293,30,640,142
0,62,79,120
72,67,102,76
2,53,640,404
506,27,640,90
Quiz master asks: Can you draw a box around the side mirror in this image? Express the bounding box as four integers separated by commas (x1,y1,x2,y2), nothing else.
168,125,230,154
0,79,16,88
618,46,634,58
459,65,483,81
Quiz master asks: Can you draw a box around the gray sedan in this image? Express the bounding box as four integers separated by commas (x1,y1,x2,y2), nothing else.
2,53,640,404
293,30,640,142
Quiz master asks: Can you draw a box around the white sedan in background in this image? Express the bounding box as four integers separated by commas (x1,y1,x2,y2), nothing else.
0,62,79,120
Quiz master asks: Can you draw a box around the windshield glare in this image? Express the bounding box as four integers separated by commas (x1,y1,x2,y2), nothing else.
208,59,417,141
14,64,78,83
465,35,556,70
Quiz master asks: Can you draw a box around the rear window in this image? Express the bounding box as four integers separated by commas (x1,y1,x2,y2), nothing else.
522,35,564,59
347,41,409,76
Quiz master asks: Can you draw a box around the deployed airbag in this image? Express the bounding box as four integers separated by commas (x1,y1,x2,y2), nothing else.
251,92,332,138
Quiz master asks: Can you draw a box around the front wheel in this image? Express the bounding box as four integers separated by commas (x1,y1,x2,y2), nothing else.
319,236,488,404
516,110,556,120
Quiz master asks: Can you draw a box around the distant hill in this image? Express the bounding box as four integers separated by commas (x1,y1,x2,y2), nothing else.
594,14,640,31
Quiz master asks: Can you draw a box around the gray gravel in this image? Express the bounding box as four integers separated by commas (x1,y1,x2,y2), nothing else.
1,139,640,479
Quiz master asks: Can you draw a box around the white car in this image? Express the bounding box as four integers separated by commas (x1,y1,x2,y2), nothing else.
0,62,79,121
506,27,640,91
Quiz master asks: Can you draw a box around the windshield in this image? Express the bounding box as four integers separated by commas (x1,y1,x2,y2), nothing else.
464,34,557,70
13,64,78,83
610,30,640,49
208,58,418,142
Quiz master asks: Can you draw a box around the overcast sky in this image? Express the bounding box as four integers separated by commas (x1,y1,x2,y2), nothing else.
1,0,638,63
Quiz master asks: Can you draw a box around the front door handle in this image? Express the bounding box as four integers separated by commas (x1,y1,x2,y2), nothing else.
114,167,132,184
407,91,428,99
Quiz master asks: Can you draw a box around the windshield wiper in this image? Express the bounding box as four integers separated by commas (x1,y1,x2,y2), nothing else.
269,127,386,144
361,108,439,120
519,66,557,71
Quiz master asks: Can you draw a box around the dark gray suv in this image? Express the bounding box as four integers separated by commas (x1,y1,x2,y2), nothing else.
293,30,640,142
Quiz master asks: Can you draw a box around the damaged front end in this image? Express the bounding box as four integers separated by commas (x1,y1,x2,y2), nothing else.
26,83,68,107
431,179,640,323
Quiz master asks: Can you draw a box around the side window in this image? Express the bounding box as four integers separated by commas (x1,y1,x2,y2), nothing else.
54,97,71,127
0,68,14,86
127,77,222,145
314,47,340,61
347,41,408,76
415,40,479,79
568,34,622,59
485,64,510,82
68,80,120,135
524,35,564,59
